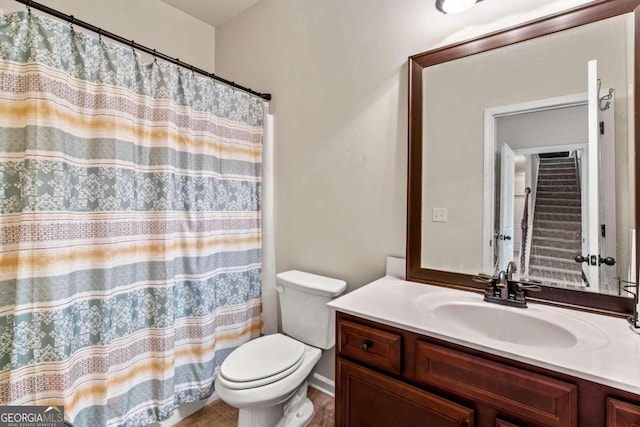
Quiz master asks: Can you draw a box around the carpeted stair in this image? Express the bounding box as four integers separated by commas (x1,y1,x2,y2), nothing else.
527,157,585,288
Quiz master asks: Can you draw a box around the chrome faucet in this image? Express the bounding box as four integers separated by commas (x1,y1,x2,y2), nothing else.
496,270,509,300
483,261,541,308
506,261,517,280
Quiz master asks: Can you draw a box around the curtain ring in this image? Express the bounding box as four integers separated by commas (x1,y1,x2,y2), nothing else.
97,28,103,42
26,0,32,15
130,39,135,54
152,49,157,64
69,15,75,32
190,65,195,77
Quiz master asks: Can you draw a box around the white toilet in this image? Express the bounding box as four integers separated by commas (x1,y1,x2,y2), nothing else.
214,270,346,427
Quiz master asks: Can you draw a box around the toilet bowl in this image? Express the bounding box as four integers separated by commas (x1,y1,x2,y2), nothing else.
214,271,346,427
215,334,321,426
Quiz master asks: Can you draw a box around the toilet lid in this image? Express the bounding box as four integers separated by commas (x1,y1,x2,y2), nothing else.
220,334,305,384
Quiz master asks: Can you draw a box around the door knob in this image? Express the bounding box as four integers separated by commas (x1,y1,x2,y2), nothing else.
599,256,616,266
575,255,589,263
576,255,616,266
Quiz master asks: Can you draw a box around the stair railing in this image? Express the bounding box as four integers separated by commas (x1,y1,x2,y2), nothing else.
572,151,581,191
520,187,532,273
523,155,540,276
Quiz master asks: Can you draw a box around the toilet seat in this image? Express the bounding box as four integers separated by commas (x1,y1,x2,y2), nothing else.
219,334,305,390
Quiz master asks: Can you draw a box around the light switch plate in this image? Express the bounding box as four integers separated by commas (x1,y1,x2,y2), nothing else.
432,207,448,222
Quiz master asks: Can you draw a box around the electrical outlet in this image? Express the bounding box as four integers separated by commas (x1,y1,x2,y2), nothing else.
432,207,448,223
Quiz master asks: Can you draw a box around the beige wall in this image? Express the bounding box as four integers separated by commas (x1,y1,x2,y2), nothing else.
0,0,216,71
215,0,597,380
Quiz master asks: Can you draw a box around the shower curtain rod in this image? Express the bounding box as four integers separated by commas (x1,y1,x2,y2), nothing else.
13,0,272,101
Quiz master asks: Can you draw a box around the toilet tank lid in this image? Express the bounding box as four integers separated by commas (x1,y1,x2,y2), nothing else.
276,270,346,297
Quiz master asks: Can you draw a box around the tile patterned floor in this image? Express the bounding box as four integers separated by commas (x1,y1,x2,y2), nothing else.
174,387,334,427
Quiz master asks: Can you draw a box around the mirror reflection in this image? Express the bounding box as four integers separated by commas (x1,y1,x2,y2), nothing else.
421,13,634,297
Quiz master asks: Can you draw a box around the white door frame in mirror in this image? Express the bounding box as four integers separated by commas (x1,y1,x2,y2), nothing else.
498,143,515,271
600,92,617,288
482,92,588,275
587,60,600,288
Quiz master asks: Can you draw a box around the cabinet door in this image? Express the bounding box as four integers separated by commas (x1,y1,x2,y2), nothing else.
337,358,474,427
607,398,640,426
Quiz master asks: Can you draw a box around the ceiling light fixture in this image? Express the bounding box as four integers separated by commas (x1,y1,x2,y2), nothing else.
436,0,483,14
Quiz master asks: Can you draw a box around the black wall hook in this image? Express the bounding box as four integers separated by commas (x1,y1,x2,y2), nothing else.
597,79,613,111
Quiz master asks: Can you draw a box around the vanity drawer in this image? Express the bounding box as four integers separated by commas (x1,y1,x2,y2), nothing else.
607,398,640,426
338,320,401,374
415,341,577,426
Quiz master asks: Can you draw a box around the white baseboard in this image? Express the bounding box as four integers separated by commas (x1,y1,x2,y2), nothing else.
308,373,335,398
148,392,220,427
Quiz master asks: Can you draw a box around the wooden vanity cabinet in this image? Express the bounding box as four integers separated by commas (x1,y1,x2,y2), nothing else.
335,312,640,427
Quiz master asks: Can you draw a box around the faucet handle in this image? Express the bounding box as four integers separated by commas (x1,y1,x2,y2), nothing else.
474,274,499,298
516,282,542,292
472,273,494,284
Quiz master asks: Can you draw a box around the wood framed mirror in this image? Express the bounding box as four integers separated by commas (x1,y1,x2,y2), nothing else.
407,0,639,316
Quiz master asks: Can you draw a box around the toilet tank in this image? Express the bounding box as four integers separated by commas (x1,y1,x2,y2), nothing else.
276,270,346,349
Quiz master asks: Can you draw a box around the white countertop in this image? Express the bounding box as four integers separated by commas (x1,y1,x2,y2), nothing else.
328,275,640,395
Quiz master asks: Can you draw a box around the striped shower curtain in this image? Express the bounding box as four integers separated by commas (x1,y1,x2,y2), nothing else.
0,11,263,426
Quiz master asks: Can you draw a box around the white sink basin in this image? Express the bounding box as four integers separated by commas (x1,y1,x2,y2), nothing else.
416,292,610,352
432,302,577,348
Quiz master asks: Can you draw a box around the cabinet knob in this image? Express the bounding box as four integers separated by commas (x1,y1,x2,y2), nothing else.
360,342,369,352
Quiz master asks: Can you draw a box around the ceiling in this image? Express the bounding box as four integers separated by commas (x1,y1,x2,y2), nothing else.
161,0,595,37
160,0,261,27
